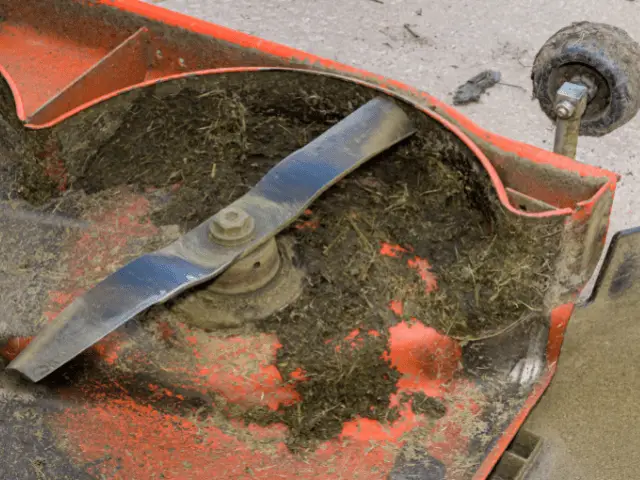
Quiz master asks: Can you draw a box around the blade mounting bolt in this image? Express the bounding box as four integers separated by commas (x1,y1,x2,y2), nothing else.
210,206,255,245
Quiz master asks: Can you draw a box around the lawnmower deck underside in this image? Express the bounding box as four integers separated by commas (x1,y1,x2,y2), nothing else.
0,2,618,480
0,70,594,479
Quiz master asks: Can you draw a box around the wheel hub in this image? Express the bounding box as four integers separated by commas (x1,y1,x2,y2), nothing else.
570,73,598,102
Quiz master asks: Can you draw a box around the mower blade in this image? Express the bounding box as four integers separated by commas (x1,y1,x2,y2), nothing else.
8,96,415,382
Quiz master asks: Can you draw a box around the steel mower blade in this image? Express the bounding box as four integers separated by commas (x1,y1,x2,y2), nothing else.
8,96,415,382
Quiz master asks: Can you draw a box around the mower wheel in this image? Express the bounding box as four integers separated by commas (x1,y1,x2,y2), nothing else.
531,22,640,136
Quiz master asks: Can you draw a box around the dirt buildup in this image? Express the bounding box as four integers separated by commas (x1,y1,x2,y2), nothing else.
269,327,401,450
0,83,58,203
9,71,564,450
227,330,402,451
56,74,360,231
245,138,561,447
403,392,447,418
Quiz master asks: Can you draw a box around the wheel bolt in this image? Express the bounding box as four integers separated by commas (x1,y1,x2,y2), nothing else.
555,100,576,119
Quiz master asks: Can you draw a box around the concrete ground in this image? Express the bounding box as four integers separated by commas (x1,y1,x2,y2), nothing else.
145,1,640,478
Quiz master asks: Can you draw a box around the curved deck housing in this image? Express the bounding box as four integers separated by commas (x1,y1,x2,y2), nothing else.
0,1,620,479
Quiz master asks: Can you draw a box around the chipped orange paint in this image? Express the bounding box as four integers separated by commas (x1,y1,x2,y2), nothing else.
37,137,69,191
385,321,462,397
62,195,157,291
290,367,308,381
294,219,320,230
389,299,404,316
340,321,476,470
38,237,480,478
91,336,124,365
380,243,438,293
344,329,360,342
330,328,383,353
165,325,301,410
2,194,158,365
407,256,438,293
36,192,159,365
44,288,86,321
157,321,177,341
51,313,479,480
545,302,575,364
0,336,32,361
379,242,409,258
341,402,425,442
54,393,403,480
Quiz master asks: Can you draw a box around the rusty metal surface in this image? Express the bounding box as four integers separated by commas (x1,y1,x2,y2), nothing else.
8,97,416,382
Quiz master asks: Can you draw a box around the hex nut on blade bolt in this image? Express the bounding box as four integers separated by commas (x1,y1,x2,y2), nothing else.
210,207,255,245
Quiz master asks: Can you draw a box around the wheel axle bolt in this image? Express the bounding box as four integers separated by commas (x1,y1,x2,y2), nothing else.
210,206,255,245
555,100,576,119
